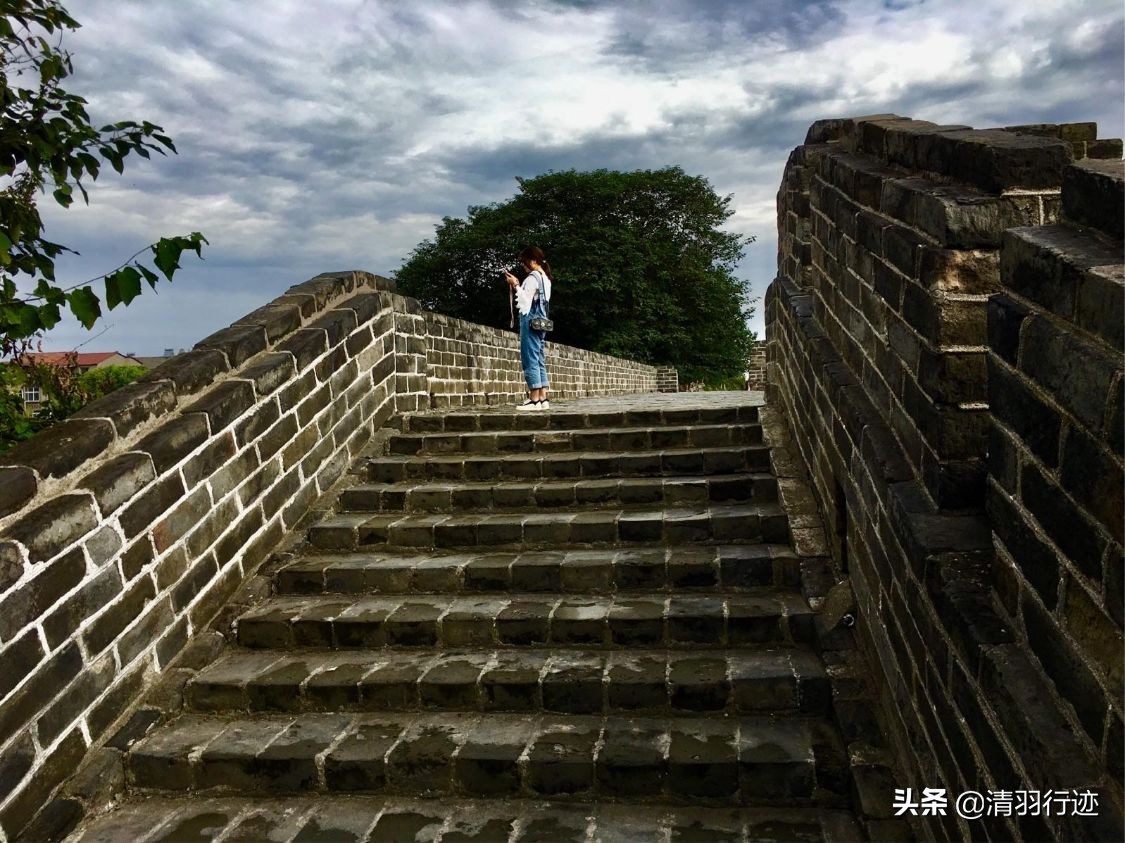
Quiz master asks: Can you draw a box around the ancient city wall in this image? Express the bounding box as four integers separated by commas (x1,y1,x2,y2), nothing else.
987,157,1124,815
766,115,1122,842
0,273,657,838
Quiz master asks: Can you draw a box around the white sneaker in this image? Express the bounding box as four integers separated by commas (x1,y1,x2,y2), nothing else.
517,399,538,411
538,399,550,410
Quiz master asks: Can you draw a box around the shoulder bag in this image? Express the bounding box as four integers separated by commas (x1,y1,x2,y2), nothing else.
529,270,554,333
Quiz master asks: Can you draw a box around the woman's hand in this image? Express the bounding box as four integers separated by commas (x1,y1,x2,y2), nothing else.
503,271,518,288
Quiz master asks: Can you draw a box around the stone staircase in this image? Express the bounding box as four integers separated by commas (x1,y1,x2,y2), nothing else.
67,397,870,842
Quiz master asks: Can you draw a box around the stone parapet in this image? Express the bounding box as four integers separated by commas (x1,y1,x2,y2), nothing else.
987,155,1124,825
767,114,1123,841
0,272,657,840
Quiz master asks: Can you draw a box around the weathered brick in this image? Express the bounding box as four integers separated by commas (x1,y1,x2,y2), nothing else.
0,630,44,699
181,433,238,490
1063,578,1122,696
119,473,186,540
1020,462,1107,580
0,727,86,840
1059,423,1123,543
78,453,157,517
209,447,260,501
258,414,300,461
1022,591,1108,744
152,486,211,553
0,643,82,748
1062,158,1123,240
42,565,123,649
140,347,229,396
1020,315,1120,433
86,661,149,740
37,653,115,744
235,301,304,342
988,357,1061,468
194,324,268,368
135,414,209,473
278,328,328,372
235,398,281,448
0,466,36,519
240,352,297,397
0,546,86,642
73,380,178,439
184,381,256,434
4,493,98,564
82,575,156,657
0,419,114,481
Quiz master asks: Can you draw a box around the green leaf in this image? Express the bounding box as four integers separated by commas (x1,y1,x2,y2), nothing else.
138,265,160,290
18,305,42,337
152,238,182,281
105,266,142,309
66,287,101,329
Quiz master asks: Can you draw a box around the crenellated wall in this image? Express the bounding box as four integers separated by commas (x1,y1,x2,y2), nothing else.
0,274,658,840
766,115,1122,842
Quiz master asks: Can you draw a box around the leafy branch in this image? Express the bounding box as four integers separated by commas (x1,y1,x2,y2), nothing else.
0,0,206,359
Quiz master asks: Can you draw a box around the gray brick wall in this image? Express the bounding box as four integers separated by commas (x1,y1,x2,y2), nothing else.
987,158,1124,823
766,116,1122,841
0,272,658,841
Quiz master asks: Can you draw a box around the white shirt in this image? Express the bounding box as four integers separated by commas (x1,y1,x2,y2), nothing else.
516,269,552,316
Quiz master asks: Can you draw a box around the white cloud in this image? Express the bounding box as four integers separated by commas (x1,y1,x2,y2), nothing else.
19,0,1124,353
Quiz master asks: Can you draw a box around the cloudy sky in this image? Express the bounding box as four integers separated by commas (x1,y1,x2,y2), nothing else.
21,0,1125,355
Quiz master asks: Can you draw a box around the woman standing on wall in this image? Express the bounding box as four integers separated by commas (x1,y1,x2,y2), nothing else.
503,246,553,410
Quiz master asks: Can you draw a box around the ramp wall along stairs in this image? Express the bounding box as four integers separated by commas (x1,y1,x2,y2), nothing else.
68,397,892,842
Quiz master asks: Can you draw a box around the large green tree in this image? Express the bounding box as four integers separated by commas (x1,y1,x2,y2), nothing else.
395,167,755,385
0,0,205,359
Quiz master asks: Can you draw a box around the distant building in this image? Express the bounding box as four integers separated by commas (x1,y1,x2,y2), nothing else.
20,351,145,372
12,351,147,413
134,348,186,369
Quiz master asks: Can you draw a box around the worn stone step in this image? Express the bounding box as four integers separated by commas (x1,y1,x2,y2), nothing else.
187,647,831,717
307,502,790,551
339,473,778,514
277,545,802,596
125,711,848,805
365,444,772,483
234,590,815,651
402,402,762,433
385,423,764,456
67,794,864,842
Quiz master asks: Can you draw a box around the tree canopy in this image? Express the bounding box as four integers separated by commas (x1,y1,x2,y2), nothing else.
0,0,205,359
394,167,755,385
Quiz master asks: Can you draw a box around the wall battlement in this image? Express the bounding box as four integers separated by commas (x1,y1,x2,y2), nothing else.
767,114,1122,841
0,274,658,840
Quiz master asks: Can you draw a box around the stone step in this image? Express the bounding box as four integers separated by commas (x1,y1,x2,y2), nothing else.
307,502,790,551
339,473,777,514
234,590,815,651
277,545,801,596
365,444,772,483
125,711,848,805
402,402,761,433
385,423,763,456
68,794,864,843
186,647,830,717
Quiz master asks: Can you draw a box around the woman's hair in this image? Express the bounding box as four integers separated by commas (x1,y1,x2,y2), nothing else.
518,245,552,281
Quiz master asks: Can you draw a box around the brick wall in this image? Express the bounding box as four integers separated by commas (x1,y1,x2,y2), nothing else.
746,344,767,390
656,366,679,393
987,158,1124,826
766,115,1122,841
0,273,658,840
